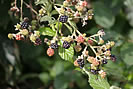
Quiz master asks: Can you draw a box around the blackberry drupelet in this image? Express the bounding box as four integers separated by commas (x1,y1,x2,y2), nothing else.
35,38,42,45
63,41,70,49
50,43,58,49
102,59,108,64
59,15,68,23
77,59,85,69
21,21,29,29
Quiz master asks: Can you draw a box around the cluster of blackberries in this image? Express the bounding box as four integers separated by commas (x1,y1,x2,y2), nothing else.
50,43,58,49
35,38,42,45
63,41,71,49
21,21,29,29
59,15,68,23
77,59,85,69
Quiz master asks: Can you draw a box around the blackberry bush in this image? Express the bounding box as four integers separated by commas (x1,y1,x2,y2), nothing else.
7,0,120,89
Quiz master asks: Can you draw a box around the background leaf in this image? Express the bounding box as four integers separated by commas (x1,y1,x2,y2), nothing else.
124,0,133,27
93,1,115,28
120,43,133,66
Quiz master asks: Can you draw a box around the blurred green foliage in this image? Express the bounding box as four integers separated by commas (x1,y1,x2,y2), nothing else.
0,0,133,89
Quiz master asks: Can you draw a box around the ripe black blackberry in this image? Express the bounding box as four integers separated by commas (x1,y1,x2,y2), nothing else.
90,69,98,74
63,41,70,49
50,43,58,49
21,21,29,29
77,59,85,69
102,59,108,64
35,38,42,45
110,55,116,62
59,15,68,23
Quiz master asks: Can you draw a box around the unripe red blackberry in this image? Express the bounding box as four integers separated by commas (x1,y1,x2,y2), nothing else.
47,48,54,56
88,39,93,45
59,15,68,23
50,43,58,49
35,38,42,45
77,59,85,69
16,34,22,40
76,36,85,43
81,1,88,7
63,41,71,49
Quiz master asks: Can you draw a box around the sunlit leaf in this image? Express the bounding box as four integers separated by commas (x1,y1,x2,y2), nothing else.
89,73,110,89
39,27,56,36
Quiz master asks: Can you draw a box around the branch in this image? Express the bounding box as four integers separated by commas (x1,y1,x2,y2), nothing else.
23,1,38,15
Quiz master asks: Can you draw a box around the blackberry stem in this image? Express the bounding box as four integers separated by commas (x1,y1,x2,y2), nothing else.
83,67,90,76
23,1,38,15
20,0,23,21
15,0,17,7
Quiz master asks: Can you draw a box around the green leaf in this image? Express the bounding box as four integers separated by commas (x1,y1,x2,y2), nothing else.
46,3,52,12
39,73,50,84
39,27,56,36
102,0,124,15
58,41,74,63
54,75,68,89
40,15,55,24
110,86,121,89
68,21,77,29
51,10,58,15
128,29,133,40
75,68,82,72
124,0,133,27
55,22,62,30
50,61,64,77
120,43,133,66
64,23,73,33
89,73,110,89
40,15,51,22
35,0,48,5
93,1,115,28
